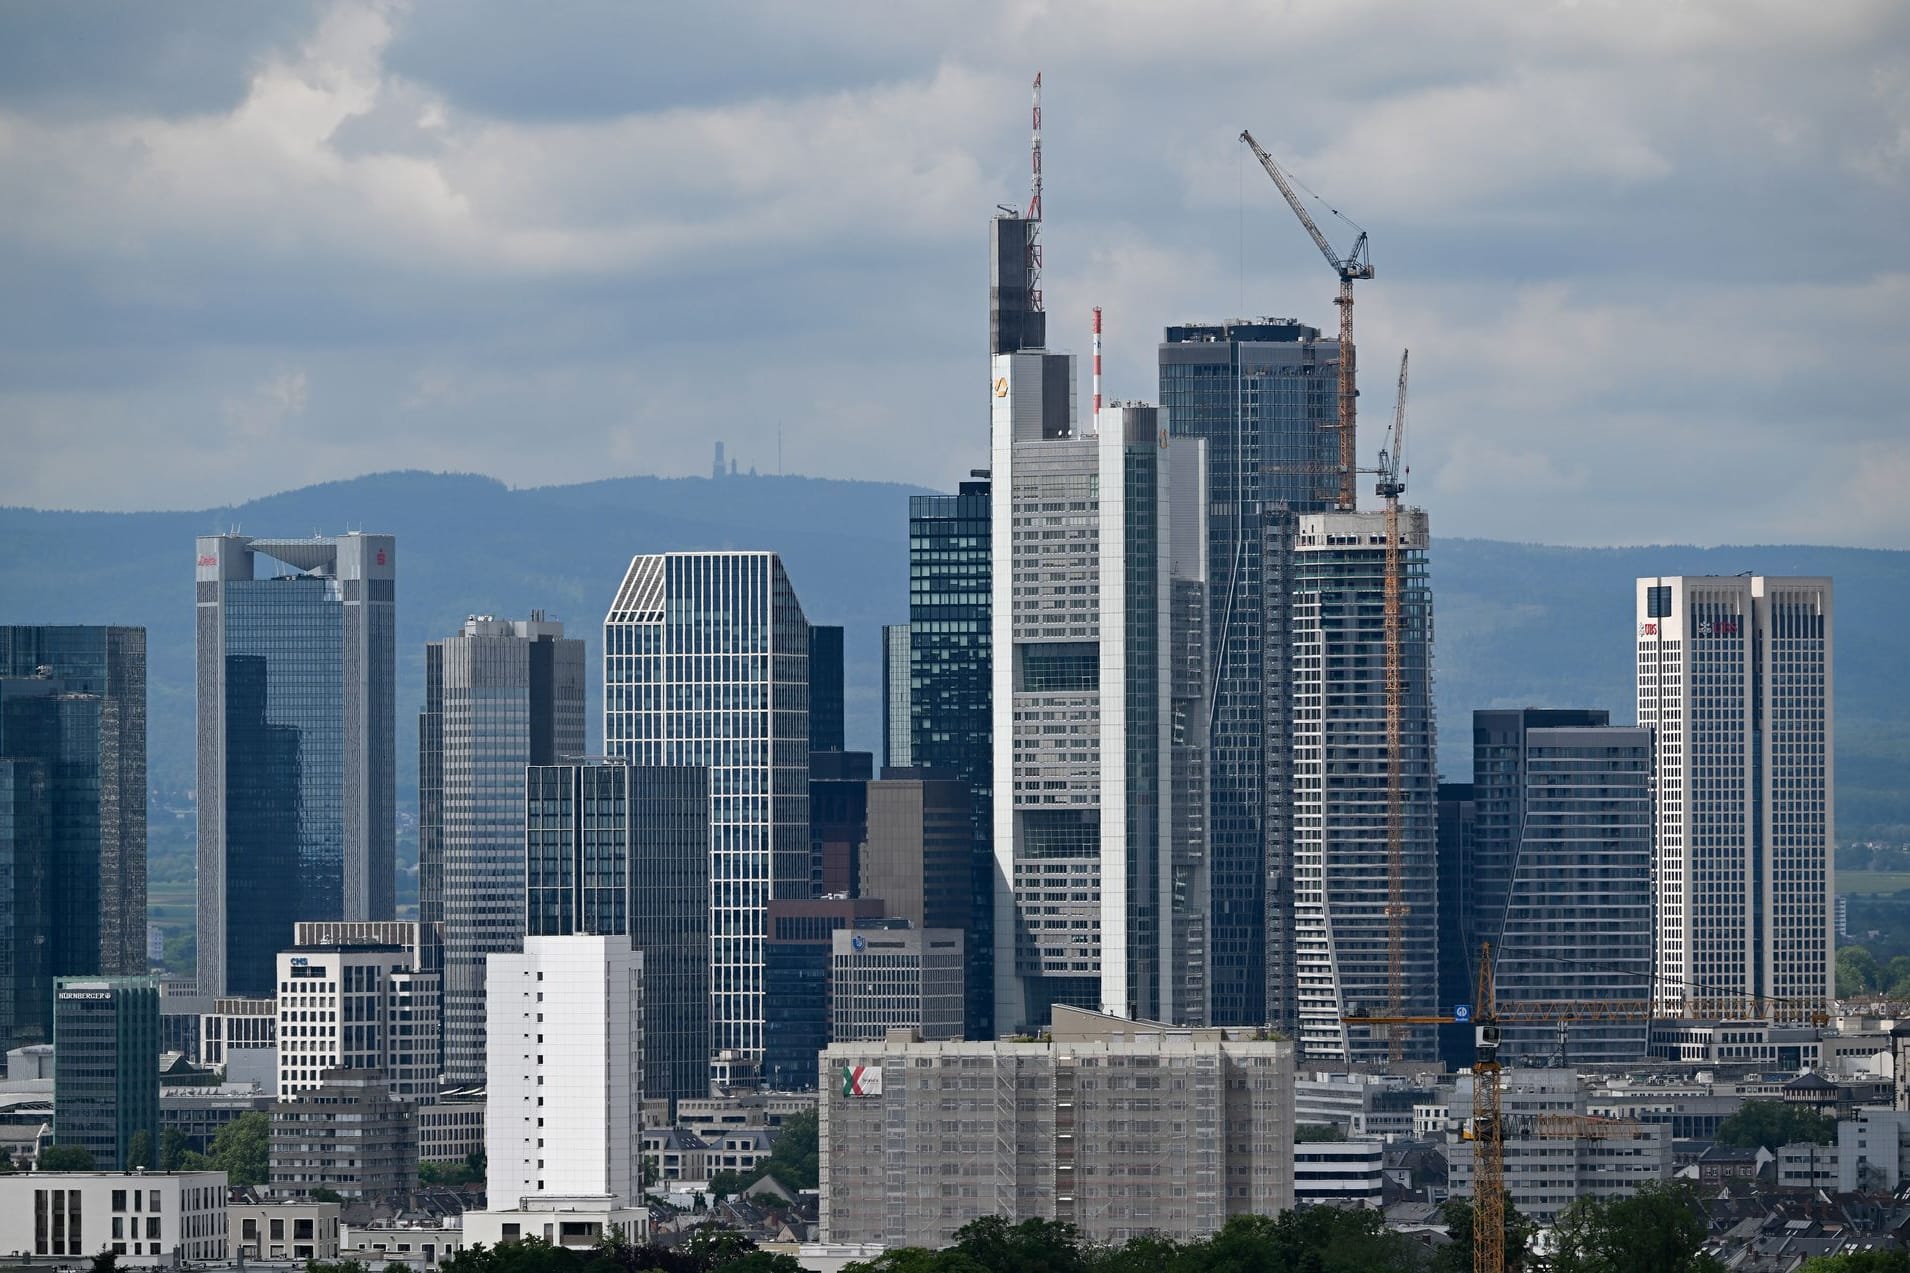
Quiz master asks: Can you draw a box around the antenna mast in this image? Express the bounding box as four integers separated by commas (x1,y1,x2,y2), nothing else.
1092,307,1102,416
1027,73,1043,315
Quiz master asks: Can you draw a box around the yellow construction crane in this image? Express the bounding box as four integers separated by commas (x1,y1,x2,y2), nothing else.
1471,943,1504,1273
1240,129,1374,513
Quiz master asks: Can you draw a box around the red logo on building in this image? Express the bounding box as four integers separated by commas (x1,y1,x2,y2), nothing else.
1639,621,1657,637
196,554,218,568
376,550,386,566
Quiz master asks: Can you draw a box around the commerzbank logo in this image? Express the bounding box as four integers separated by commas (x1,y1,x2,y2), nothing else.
994,377,1008,398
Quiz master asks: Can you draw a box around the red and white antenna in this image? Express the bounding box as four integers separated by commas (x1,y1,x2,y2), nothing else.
1027,73,1043,313
1092,307,1103,416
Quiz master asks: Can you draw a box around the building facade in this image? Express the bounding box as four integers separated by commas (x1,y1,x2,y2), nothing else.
1290,509,1438,1061
485,936,642,1209
860,769,972,937
604,552,810,1063
4,1171,228,1262
1463,713,1653,1063
0,626,146,980
524,761,708,1108
270,1071,417,1200
1637,575,1834,1019
819,1007,1294,1249
52,976,159,1170
274,942,441,1102
880,625,912,769
1158,320,1342,1030
195,534,396,998
830,927,965,1043
422,614,585,1086
761,898,890,1091
991,350,1211,1032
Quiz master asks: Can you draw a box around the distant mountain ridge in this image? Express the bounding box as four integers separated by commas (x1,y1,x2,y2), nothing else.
2,468,1903,841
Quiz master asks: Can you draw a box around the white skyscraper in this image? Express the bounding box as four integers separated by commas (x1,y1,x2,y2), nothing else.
483,936,642,1208
1636,575,1833,1019
1289,509,1438,1063
990,349,1210,1033
603,552,809,1065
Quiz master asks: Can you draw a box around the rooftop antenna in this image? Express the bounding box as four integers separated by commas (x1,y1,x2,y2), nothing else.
1027,73,1043,316
1091,306,1103,418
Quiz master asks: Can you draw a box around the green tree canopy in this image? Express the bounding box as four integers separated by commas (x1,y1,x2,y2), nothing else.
1714,1100,1836,1151
1799,1254,1910,1272
1550,1182,1725,1273
38,1145,97,1170
1433,1198,1534,1273
758,1109,818,1191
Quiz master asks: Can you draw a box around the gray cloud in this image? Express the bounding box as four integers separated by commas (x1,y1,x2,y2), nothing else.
0,0,1906,546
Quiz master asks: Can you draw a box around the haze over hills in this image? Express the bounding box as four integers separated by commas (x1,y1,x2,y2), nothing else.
2,468,1903,862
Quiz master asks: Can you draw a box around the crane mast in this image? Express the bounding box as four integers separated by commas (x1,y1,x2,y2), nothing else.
1382,351,1408,1058
1239,129,1373,513
1472,943,1504,1273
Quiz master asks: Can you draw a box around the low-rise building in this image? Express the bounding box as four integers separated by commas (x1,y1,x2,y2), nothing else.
2,1170,227,1261
419,1092,484,1165
465,1197,646,1250
230,1198,342,1261
343,1218,467,1268
271,1069,417,1200
642,1127,710,1182
1293,1140,1384,1207
1775,1140,1841,1189
162,1083,274,1154
820,1007,1294,1249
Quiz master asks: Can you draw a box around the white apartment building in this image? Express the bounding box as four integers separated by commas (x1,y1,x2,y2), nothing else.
820,1006,1293,1249
484,936,643,1213
275,942,441,1101
4,1171,228,1262
990,348,1211,1033
1293,1140,1384,1207
1637,575,1833,1019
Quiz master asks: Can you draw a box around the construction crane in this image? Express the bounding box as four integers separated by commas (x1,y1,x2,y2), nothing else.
1380,351,1408,1060
1472,943,1504,1273
1240,129,1373,513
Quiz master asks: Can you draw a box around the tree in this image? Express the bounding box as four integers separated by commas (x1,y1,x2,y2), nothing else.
840,1250,989,1273
1188,1208,1423,1273
1550,1182,1724,1273
126,1129,154,1170
946,1217,1090,1273
706,1169,748,1199
311,1186,344,1203
203,1110,271,1186
720,1255,803,1273
1799,1253,1910,1272
1838,946,1884,997
1434,1198,1534,1273
0,1147,15,1174
758,1109,818,1191
90,1253,118,1273
160,1128,190,1171
38,1145,97,1170
1295,1123,1348,1142
1715,1100,1836,1151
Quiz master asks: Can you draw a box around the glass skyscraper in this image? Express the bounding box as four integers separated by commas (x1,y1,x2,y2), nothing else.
195,535,395,998
422,615,584,1086
603,552,809,1064
524,760,708,1109
1159,320,1341,1029
53,975,159,1169
0,626,146,980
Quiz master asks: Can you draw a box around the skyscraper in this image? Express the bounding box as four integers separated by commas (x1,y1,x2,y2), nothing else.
1463,711,1653,1064
1637,575,1834,1019
906,476,994,1038
53,975,159,1169
0,626,146,977
421,615,584,1086
604,552,810,1063
524,760,709,1109
1159,320,1342,1029
991,350,1210,1031
1289,510,1437,1062
808,625,845,754
195,534,395,998
879,625,911,770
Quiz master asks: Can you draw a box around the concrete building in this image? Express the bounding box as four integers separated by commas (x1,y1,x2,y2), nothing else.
604,551,811,1065
1293,1140,1384,1207
270,1070,416,1200
524,760,708,1109
485,936,642,1210
1157,319,1343,1030
1290,509,1438,1062
162,1084,273,1154
195,533,396,997
761,898,890,1091
418,1092,485,1165
1637,575,1834,1019
905,475,995,1039
830,927,964,1043
3,1170,228,1261
275,941,441,1102
230,1198,341,1262
1461,711,1654,1064
880,625,912,770
860,769,972,937
991,348,1211,1032
0,627,146,1048
820,1006,1294,1249
422,614,584,1086
53,976,159,1170
198,996,276,1069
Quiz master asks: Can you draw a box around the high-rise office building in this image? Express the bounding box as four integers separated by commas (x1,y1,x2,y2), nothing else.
274,940,441,1102
831,926,965,1044
861,769,971,937
195,534,395,998
1159,320,1341,1030
421,615,584,1086
1290,510,1437,1062
0,626,146,977
906,476,994,1038
603,551,810,1063
485,936,642,1208
808,625,845,755
0,757,51,1047
1463,711,1653,1064
809,751,871,897
53,976,160,1169
761,898,890,1091
990,214,1046,357
880,626,911,769
991,351,1210,1032
1636,576,1834,1018
1435,782,1478,1071
525,760,709,1108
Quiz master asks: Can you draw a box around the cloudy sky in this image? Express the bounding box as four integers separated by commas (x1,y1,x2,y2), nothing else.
2,1,1906,547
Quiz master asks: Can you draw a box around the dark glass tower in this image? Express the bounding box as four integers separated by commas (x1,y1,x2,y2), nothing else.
525,760,710,1110
906,478,993,1038
196,534,395,998
52,975,160,1169
808,625,845,754
0,626,146,978
1159,320,1342,1029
